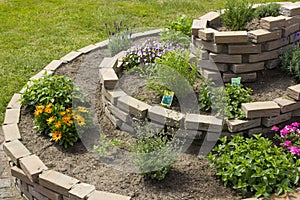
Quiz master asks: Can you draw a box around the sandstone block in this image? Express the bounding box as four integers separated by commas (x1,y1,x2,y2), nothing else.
265,59,280,69
77,44,97,54
28,185,51,200
99,68,119,89
231,62,264,73
280,4,300,16
148,105,184,127
260,16,287,30
214,31,248,44
263,38,289,51
287,84,300,100
3,139,31,165
29,70,53,81
228,44,261,54
39,170,79,197
191,19,207,36
200,49,209,60
198,28,217,41
185,114,223,132
262,112,292,127
2,123,21,142
99,57,118,69
11,166,33,184
19,155,48,182
200,11,221,26
274,97,300,113
7,93,21,109
87,190,131,200
31,184,62,200
209,53,242,64
117,95,151,119
249,29,281,43
102,87,127,104
198,60,228,72
60,51,82,63
222,72,257,83
110,104,132,124
226,118,261,132
241,101,281,118
199,68,222,81
69,183,95,200
201,40,226,53
44,60,63,71
283,23,300,37
292,108,300,116
248,50,279,63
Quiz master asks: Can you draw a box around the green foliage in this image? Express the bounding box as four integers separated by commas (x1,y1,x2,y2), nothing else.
167,15,192,36
198,79,215,111
93,134,121,157
221,0,254,30
280,45,300,81
254,3,280,19
21,74,77,110
207,135,300,199
159,29,191,48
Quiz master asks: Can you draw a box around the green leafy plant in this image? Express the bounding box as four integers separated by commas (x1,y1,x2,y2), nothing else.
221,0,254,30
198,79,215,112
159,29,191,48
167,14,192,36
254,3,280,19
207,134,300,199
21,74,78,110
280,45,300,81
93,134,121,157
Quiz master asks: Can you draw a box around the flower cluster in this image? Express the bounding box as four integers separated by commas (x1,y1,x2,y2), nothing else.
34,103,89,148
272,122,300,155
122,39,180,70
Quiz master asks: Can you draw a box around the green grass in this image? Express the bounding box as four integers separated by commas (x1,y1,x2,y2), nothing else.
0,0,291,123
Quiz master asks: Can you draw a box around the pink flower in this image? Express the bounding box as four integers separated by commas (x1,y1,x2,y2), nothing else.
292,122,299,127
283,140,292,147
271,126,279,131
288,146,300,155
280,128,290,137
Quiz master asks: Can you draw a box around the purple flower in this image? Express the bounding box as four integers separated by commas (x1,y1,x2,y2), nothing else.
280,127,290,137
292,122,299,127
283,140,292,147
271,126,279,131
288,146,300,155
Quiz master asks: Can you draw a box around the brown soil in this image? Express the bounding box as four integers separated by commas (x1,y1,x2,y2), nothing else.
18,35,297,200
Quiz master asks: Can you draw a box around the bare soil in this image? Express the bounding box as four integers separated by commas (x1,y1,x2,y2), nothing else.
19,35,297,200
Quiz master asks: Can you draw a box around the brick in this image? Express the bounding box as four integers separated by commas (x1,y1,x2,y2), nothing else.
228,44,261,54
199,49,209,60
28,185,50,200
2,124,21,142
274,97,300,113
241,101,281,118
11,166,33,184
87,190,131,200
226,118,261,132
39,170,79,197
77,44,97,54
280,4,300,16
260,16,287,30
209,53,242,64
200,40,226,53
44,60,63,71
19,155,48,182
60,51,82,63
265,59,280,69
3,109,20,125
292,108,300,116
29,70,53,81
117,95,151,119
249,29,282,43
7,93,21,109
199,68,222,81
231,62,264,73
283,23,300,37
99,68,118,89
222,72,257,83
148,106,183,127
69,183,95,200
214,31,248,44
248,50,279,63
198,28,217,41
263,38,289,51
200,11,221,26
104,107,121,128
185,114,223,132
3,140,31,165
94,40,109,49
102,87,127,104
287,84,300,100
99,57,118,69
262,112,292,127
198,60,228,72
191,19,207,36
109,104,132,124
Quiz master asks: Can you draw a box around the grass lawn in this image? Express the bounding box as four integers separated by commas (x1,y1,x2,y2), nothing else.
0,0,290,123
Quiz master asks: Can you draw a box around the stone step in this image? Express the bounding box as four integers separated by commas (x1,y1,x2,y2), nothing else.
248,29,282,43
222,72,257,83
209,53,242,64
262,112,292,127
230,62,264,73
260,15,287,30
228,44,261,54
226,118,261,133
287,84,300,100
241,101,281,118
148,105,184,127
214,31,248,44
185,114,223,132
274,97,300,113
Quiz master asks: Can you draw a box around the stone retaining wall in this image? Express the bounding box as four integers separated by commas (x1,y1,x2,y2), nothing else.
1,29,162,200
191,2,300,83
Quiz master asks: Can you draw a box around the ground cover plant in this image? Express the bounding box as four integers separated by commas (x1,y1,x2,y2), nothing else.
280,45,300,81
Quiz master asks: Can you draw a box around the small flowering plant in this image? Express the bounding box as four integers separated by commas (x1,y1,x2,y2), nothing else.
34,103,90,148
272,122,300,156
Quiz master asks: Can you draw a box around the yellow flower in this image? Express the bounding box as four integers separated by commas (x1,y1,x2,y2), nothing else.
60,111,66,116
74,114,86,126
34,105,44,116
62,114,73,127
44,107,52,114
55,121,62,129
47,116,55,125
52,131,62,142
77,106,88,113
66,108,72,113
46,103,53,108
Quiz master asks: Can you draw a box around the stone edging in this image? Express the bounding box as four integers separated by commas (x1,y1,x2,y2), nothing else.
1,29,162,200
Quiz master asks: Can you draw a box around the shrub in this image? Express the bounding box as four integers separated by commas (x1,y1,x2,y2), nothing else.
21,74,78,110
34,104,90,148
254,3,280,19
272,122,300,156
280,45,300,81
221,0,254,30
198,79,215,112
159,29,191,48
207,134,300,199
167,14,192,36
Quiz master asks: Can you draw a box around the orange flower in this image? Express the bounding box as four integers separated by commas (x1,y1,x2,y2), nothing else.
62,114,73,127
47,116,55,125
34,105,44,116
60,111,66,116
46,103,53,108
52,131,62,142
55,121,62,129
77,106,88,113
44,107,52,114
74,114,85,126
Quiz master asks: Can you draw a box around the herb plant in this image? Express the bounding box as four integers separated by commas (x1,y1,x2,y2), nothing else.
221,0,254,30
280,45,300,81
207,134,300,199
159,29,191,48
254,3,280,19
167,15,192,36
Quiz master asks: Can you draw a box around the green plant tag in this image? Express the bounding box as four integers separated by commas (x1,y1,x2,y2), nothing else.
231,77,241,86
161,90,174,107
